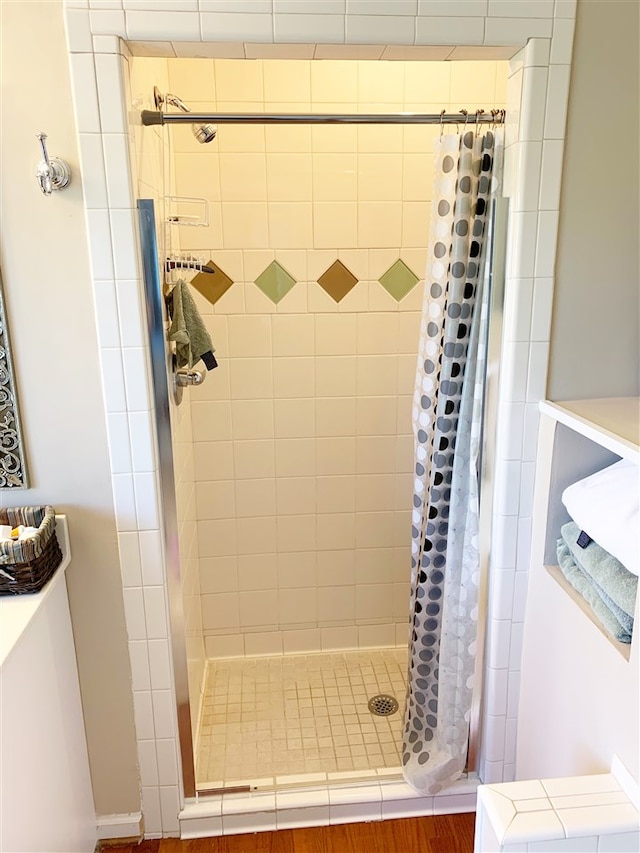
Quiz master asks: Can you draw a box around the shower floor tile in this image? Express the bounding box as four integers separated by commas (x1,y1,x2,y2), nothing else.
196,647,407,790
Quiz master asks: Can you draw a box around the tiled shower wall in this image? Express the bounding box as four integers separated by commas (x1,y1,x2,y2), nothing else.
139,56,508,657
128,58,206,739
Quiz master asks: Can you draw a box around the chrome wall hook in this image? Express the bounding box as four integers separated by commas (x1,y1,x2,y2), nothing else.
35,132,71,196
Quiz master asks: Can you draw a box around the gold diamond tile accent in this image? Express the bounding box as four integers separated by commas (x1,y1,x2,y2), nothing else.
190,260,234,306
317,260,358,303
378,259,419,302
255,260,297,304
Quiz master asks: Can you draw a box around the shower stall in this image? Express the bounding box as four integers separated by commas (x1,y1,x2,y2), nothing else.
129,55,508,799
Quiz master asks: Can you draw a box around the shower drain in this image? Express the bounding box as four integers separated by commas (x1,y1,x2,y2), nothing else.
368,694,399,716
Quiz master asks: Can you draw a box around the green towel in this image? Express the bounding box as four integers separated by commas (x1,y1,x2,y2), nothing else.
167,279,215,369
556,539,632,644
561,521,637,619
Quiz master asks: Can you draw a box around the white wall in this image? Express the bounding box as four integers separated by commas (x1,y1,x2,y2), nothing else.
0,0,139,818
548,0,640,400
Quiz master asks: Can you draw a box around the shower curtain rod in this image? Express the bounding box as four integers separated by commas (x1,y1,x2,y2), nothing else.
141,109,505,127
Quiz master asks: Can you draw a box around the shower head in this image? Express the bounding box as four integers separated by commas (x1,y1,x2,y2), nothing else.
153,87,218,144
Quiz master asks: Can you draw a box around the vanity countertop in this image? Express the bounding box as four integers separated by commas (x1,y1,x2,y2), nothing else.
0,514,70,668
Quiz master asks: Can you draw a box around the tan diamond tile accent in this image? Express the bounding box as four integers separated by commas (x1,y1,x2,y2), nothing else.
317,260,358,303
190,260,234,306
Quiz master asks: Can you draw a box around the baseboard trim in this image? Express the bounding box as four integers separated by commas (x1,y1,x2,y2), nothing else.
96,812,143,841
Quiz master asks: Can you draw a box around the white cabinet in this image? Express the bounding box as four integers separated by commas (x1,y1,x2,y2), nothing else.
0,518,96,853
516,398,639,783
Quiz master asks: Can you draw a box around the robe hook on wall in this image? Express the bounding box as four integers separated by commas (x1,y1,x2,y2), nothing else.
35,132,71,196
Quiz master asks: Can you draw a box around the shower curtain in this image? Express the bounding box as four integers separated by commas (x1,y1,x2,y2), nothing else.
403,127,502,794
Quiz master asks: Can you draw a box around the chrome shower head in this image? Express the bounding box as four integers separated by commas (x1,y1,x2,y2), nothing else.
154,87,218,145
192,123,217,144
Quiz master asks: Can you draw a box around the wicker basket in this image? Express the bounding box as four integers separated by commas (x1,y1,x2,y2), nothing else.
0,506,62,596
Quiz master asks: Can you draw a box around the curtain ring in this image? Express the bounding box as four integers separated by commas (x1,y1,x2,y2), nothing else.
460,109,469,131
475,109,484,133
439,109,446,138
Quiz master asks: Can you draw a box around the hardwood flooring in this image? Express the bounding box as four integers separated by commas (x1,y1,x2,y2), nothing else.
107,813,475,853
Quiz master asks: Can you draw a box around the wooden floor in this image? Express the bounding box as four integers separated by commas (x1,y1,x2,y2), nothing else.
108,814,475,853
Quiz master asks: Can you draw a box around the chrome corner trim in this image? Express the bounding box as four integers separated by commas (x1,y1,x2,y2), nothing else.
137,199,196,799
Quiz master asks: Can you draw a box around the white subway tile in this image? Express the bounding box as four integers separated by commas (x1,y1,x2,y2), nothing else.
508,620,524,671
78,134,108,208
139,530,164,586
500,341,529,403
107,412,132,474
544,64,571,139
518,462,535,518
523,37,550,67
116,280,146,347
94,281,121,348
526,341,549,403
103,133,134,208
125,10,200,40
137,738,158,787
94,54,127,133
554,0,576,19
134,471,159,530
485,17,552,45
118,531,142,586
122,347,151,412
489,0,553,17
346,15,414,44
151,689,176,740
507,212,537,278
503,277,534,342
507,669,521,718
128,410,156,472
87,209,114,280
432,792,477,814
519,66,548,141
64,9,93,53
487,618,511,670
481,759,505,784
99,348,127,413
521,404,539,462
123,0,197,8
276,805,331,829
89,9,126,35
123,586,146,641
113,473,137,531
92,34,121,52
418,0,486,15
495,459,522,517
550,16,575,64
558,804,639,840
538,139,564,210
514,141,542,212
485,666,509,716
155,737,178,786
133,691,156,740
223,810,277,835
497,401,525,461
110,208,139,279
200,12,273,41
141,786,162,836
204,0,272,10
512,570,528,622
159,785,180,834
516,516,533,573
416,15,484,45
492,514,519,569
276,14,344,43
534,209,559,279
143,585,168,640
531,277,554,341
503,808,564,844
329,800,382,825
491,569,515,620
128,639,151,691
148,639,172,691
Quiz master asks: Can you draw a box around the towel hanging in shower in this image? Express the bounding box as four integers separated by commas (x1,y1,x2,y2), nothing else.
166,279,217,370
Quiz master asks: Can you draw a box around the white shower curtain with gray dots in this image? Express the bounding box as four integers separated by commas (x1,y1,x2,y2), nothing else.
402,127,502,794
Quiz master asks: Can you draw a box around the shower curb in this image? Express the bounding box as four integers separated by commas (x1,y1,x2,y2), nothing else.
178,775,479,839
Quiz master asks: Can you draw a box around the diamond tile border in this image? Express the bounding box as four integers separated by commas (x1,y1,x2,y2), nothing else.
317,259,359,304
255,260,297,304
379,259,420,302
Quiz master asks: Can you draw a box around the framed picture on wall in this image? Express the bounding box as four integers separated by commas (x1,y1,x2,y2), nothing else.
0,269,28,488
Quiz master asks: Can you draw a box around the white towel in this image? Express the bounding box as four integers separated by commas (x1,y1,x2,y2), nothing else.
562,459,639,577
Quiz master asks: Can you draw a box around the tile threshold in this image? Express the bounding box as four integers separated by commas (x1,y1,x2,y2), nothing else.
180,775,479,839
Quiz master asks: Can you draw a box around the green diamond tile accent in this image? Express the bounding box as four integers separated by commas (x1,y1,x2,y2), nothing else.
254,260,297,304
317,259,358,303
379,259,420,302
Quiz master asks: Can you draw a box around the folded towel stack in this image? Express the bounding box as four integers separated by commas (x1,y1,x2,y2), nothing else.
556,521,637,644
